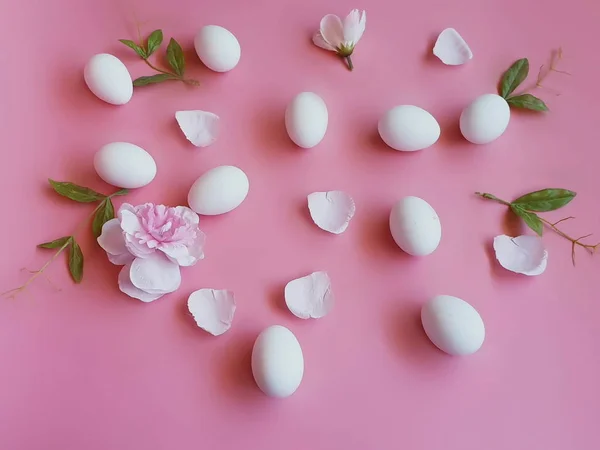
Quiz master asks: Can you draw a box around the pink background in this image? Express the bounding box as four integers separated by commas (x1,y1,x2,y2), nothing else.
1,0,599,448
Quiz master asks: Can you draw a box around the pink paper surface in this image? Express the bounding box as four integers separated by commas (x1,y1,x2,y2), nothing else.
1,0,599,448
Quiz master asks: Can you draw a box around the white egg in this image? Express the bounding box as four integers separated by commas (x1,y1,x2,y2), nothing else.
285,92,328,149
84,54,133,105
460,94,511,144
251,325,304,398
194,25,241,72
187,165,249,215
94,142,156,189
378,105,440,151
421,295,485,356
389,196,441,256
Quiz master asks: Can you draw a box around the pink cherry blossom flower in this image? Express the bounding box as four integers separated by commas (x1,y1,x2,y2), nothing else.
97,203,206,302
312,9,366,71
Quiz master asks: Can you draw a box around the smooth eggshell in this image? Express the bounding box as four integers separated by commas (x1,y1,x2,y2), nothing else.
285,92,328,148
389,196,441,256
84,53,133,105
194,25,241,72
251,325,304,398
460,94,511,144
187,165,249,215
421,295,485,356
378,105,440,151
94,142,156,189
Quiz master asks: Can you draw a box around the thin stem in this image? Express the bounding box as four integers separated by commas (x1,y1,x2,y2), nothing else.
345,55,354,71
537,216,599,266
142,58,174,76
475,192,511,206
520,47,570,96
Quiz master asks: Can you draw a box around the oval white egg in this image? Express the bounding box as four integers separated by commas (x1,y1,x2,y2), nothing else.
285,92,328,149
84,54,133,105
421,295,485,356
194,25,241,72
251,325,304,398
187,165,249,215
378,105,440,151
389,196,441,256
460,94,510,144
94,142,156,189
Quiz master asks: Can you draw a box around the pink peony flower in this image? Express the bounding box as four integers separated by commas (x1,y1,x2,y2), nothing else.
98,203,206,302
312,9,366,71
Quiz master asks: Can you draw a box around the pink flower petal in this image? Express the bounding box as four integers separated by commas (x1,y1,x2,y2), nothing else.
129,253,181,294
175,110,220,148
433,28,473,65
160,229,206,267
97,218,126,255
173,206,200,225
493,235,548,276
312,32,336,51
319,14,344,49
119,207,143,234
124,233,155,258
108,252,135,265
307,191,356,234
342,9,366,45
118,263,164,302
284,271,334,319
187,289,236,336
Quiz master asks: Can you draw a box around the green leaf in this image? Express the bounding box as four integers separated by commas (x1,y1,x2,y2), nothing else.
111,188,129,197
133,74,174,86
146,30,163,57
166,38,185,76
49,179,105,203
68,238,84,284
119,39,147,58
507,94,549,111
512,188,576,212
500,58,529,98
511,205,543,236
92,199,115,238
38,236,71,249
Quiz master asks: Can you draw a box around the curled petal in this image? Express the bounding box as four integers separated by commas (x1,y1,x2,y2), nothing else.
119,207,143,235
108,252,135,266
285,271,334,319
124,233,155,258
312,32,336,51
118,263,164,302
97,218,126,255
433,28,473,65
493,235,548,276
173,206,200,226
343,9,366,45
175,110,220,148
187,289,236,336
319,14,344,49
161,229,206,267
308,191,356,234
129,253,181,294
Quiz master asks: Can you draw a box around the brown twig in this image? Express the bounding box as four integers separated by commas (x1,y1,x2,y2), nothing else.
522,47,571,96
538,216,599,265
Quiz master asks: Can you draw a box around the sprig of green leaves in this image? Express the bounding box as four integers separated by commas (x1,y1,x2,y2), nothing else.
498,58,549,112
119,29,199,87
476,188,598,265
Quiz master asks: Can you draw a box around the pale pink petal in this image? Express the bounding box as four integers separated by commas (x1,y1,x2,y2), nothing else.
433,28,473,65
319,14,344,49
119,208,143,234
312,32,336,51
124,233,155,258
342,9,366,45
493,235,548,276
175,110,220,148
173,206,200,226
187,289,236,336
97,218,127,255
307,191,356,234
284,271,334,319
160,229,206,267
108,252,135,265
118,263,164,302
129,253,181,294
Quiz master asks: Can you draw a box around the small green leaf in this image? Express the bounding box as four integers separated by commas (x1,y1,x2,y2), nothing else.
119,39,147,58
507,94,549,111
146,30,163,57
166,38,185,76
92,199,115,238
68,238,84,284
49,179,105,203
38,236,71,249
500,58,529,98
133,74,174,86
111,188,129,197
511,205,543,236
512,188,576,212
